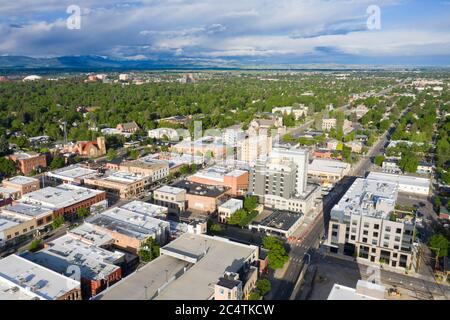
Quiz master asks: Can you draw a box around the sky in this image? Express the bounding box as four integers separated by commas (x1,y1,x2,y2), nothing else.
0,0,449,66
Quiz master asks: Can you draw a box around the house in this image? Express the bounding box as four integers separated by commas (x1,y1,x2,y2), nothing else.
62,137,106,158
8,151,47,176
116,121,140,134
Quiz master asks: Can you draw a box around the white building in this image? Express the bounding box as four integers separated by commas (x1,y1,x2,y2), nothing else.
366,172,430,196
148,128,180,141
327,178,417,271
218,198,243,223
327,280,385,300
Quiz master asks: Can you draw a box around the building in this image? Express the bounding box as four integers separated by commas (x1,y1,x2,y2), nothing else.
308,159,351,185
62,136,106,158
0,254,81,300
366,172,430,196
314,149,335,159
187,165,249,196
240,133,273,164
116,121,140,134
322,118,353,133
46,164,98,185
86,202,171,253
18,184,107,220
8,151,47,176
144,152,204,174
327,178,417,271
1,203,54,231
172,180,229,215
354,105,370,119
270,147,309,195
95,233,259,300
2,176,40,197
119,157,169,183
272,105,308,120
84,170,150,199
0,187,21,201
222,124,246,147
119,74,130,81
23,234,124,298
249,209,303,238
327,280,385,300
218,198,243,223
153,185,187,215
172,136,228,160
148,128,180,141
0,214,38,248
345,141,363,153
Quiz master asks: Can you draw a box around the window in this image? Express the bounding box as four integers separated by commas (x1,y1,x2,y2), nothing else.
374,224,380,230
373,232,379,237
351,235,356,240
363,230,368,236
332,231,338,237
396,228,402,234
385,226,391,232
362,237,368,243
364,222,369,228
371,248,376,253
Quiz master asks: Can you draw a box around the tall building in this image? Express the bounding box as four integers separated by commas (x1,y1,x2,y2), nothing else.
271,147,309,195
327,178,417,271
239,133,273,164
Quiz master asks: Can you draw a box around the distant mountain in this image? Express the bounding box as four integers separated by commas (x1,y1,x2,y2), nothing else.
0,55,231,71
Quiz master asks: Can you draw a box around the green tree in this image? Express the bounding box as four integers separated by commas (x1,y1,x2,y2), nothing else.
248,291,261,300
398,153,418,173
228,209,247,226
52,216,65,230
374,155,385,166
0,157,17,177
138,237,160,262
179,164,191,175
428,234,449,258
0,136,10,156
262,236,289,270
244,196,258,211
128,149,140,160
29,239,43,252
106,149,118,161
76,207,90,220
50,156,65,169
256,279,272,296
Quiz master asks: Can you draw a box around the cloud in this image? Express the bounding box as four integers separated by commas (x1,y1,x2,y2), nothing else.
0,0,448,64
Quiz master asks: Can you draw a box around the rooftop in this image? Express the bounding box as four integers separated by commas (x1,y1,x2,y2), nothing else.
121,201,168,219
96,233,258,300
47,165,97,181
308,159,350,175
219,198,243,211
2,202,53,219
0,215,23,233
11,151,40,160
90,170,148,185
190,165,247,183
172,180,229,198
0,254,80,300
327,280,385,300
252,210,302,231
86,205,169,240
155,185,186,196
331,178,398,220
5,176,39,185
22,234,123,280
19,184,104,209
366,172,431,190
68,223,114,247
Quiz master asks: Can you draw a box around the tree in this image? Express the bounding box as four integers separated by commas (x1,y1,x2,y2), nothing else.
138,237,160,262
398,153,418,173
244,196,258,212
210,223,222,234
428,234,449,258
179,164,191,175
128,149,140,160
228,209,247,226
50,156,65,169
52,216,65,230
0,157,17,178
374,155,385,166
106,149,118,161
262,236,289,270
282,113,296,127
256,279,272,297
29,239,43,252
76,207,89,220
0,136,10,156
248,291,261,300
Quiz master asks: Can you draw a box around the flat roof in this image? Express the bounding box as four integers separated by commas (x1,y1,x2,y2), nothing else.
0,187,19,195
252,210,302,231
331,178,398,220
190,166,247,183
155,185,186,196
11,151,40,160
86,206,170,240
155,234,258,300
19,184,104,209
0,254,79,300
23,234,123,280
2,202,53,218
96,234,258,300
6,176,39,185
327,281,384,300
120,201,168,219
366,172,430,189
96,170,148,184
0,215,22,232
172,180,229,198
219,198,243,211
68,223,114,247
308,159,350,175
47,165,97,181
0,276,42,300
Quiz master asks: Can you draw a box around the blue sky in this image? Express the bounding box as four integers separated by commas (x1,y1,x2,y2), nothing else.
0,0,449,66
